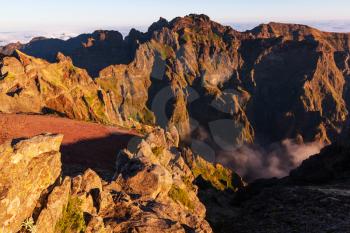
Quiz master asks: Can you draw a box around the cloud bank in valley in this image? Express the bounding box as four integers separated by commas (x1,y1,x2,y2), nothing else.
190,122,325,181
216,139,324,181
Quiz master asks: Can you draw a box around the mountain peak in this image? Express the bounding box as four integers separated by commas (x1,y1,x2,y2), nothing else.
187,13,211,21
13,49,34,65
91,30,123,42
170,13,212,26
29,36,48,43
247,21,341,42
148,17,170,33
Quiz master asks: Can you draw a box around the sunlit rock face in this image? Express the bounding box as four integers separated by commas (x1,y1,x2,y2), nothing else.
0,134,63,233
0,50,121,125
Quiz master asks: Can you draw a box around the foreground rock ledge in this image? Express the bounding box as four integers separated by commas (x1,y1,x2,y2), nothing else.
0,128,218,233
0,133,63,233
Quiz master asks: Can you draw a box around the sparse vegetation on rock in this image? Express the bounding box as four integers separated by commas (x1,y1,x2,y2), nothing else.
168,184,195,210
56,197,86,233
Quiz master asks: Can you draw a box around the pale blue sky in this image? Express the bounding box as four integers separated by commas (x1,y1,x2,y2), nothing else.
1,0,350,31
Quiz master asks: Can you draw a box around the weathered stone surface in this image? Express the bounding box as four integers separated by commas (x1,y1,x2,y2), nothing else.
35,177,71,233
80,169,103,194
85,216,111,233
118,161,173,199
111,212,187,233
0,134,63,233
0,127,250,232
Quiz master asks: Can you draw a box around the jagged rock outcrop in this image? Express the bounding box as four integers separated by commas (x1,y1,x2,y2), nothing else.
96,43,156,126
109,127,212,232
35,177,72,233
0,128,228,232
0,134,63,233
0,42,22,56
0,50,121,125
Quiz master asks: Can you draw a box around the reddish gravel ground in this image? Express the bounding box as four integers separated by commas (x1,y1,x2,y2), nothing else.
0,113,141,178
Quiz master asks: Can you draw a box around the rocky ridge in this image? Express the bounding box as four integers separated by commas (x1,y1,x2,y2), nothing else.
0,14,349,150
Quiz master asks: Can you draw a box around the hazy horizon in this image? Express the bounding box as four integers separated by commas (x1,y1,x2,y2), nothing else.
1,19,350,46
1,0,350,45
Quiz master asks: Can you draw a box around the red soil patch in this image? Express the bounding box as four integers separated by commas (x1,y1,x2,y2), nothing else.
0,113,141,178
0,113,139,144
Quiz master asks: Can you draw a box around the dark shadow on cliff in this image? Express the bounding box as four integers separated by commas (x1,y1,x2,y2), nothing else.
19,30,141,77
194,176,238,233
60,133,141,180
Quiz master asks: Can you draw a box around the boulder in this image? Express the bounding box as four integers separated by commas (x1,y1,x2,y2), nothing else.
0,134,63,233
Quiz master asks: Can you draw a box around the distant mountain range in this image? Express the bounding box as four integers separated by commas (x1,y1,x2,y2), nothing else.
1,20,350,46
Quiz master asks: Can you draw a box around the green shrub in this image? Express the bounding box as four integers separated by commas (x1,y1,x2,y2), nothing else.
168,185,194,210
56,197,86,233
140,108,156,125
192,157,238,191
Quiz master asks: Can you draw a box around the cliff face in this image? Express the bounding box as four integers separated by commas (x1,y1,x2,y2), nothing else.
1,14,350,148
245,23,350,144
